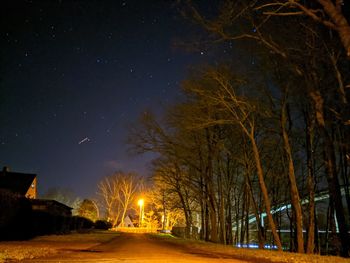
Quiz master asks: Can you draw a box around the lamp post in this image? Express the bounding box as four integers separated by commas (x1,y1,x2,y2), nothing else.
138,199,144,227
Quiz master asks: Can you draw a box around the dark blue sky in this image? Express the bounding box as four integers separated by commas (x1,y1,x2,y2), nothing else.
0,0,204,198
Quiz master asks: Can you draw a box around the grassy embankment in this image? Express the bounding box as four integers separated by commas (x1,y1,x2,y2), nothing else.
150,233,350,263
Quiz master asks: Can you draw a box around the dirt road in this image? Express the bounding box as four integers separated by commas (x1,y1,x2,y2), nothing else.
25,233,248,263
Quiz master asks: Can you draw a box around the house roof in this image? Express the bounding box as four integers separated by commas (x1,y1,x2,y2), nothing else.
30,199,73,210
0,169,36,195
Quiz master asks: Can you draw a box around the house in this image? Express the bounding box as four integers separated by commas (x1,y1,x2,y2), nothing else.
0,166,37,199
0,166,72,217
30,199,72,217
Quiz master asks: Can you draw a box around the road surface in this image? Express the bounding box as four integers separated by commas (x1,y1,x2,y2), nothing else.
26,232,248,263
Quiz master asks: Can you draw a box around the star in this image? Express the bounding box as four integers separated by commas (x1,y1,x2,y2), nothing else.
0,0,198,200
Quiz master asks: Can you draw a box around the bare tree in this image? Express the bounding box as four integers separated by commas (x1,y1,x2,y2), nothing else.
147,180,186,230
256,0,350,57
181,67,283,250
178,0,349,255
97,172,142,227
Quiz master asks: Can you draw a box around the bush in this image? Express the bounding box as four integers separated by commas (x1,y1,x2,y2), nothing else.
172,226,199,239
94,220,112,230
0,190,95,240
0,190,33,240
30,211,71,236
70,216,94,232
0,189,20,227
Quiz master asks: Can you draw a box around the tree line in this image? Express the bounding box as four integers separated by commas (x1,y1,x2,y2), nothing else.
128,0,350,256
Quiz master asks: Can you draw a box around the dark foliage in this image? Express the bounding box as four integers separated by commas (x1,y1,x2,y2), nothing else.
0,189,33,240
70,216,94,232
94,220,112,230
0,190,94,240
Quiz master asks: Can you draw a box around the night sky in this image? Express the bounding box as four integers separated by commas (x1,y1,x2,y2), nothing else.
0,0,204,198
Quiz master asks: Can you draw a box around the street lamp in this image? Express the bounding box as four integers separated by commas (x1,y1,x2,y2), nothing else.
138,199,144,227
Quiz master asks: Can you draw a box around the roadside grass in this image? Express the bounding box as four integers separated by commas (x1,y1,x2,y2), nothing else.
0,230,119,262
148,233,350,263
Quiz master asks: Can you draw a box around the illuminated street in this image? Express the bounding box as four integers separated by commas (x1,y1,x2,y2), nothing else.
25,233,248,263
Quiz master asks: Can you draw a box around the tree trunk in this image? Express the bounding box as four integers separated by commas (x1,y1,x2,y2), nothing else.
249,131,283,250
209,203,218,242
177,186,191,237
245,186,250,246
317,0,350,57
240,187,246,245
305,110,316,254
314,206,320,254
205,195,210,241
281,101,304,253
206,169,218,242
200,200,205,240
234,195,240,245
338,126,350,222
225,156,233,245
205,128,218,243
245,161,265,249
310,89,349,257
220,184,226,244
217,161,226,244
286,205,294,252
199,173,206,240
226,197,233,245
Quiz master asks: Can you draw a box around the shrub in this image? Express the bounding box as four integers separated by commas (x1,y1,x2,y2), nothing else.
94,220,112,230
0,190,33,240
30,211,71,235
0,189,20,227
70,216,94,232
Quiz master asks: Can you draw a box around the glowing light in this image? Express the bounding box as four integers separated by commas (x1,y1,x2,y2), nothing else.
138,199,144,207
138,199,144,227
